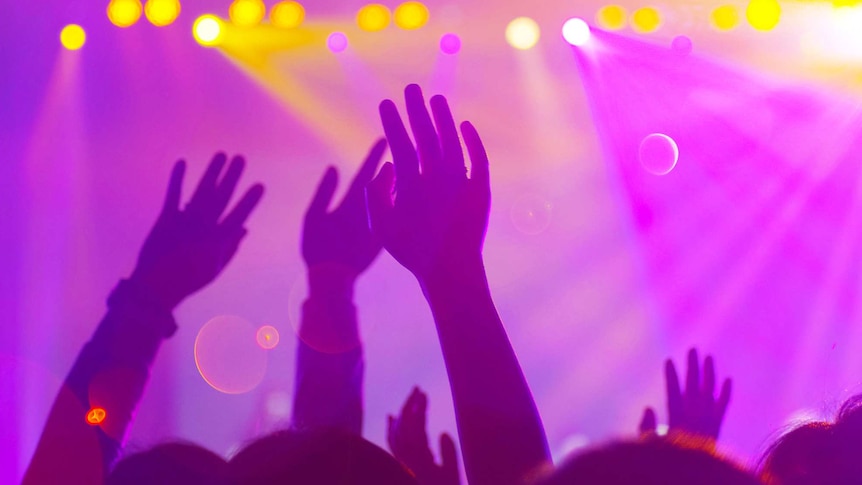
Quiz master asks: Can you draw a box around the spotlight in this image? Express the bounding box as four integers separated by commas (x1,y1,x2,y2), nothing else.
440,33,461,54
711,5,739,31
394,1,429,30
270,1,304,28
562,18,590,46
193,15,224,46
596,5,626,30
505,17,540,50
60,24,86,50
107,0,143,28
327,32,348,53
357,4,391,32
230,0,266,27
632,7,661,33
746,0,780,31
145,0,181,27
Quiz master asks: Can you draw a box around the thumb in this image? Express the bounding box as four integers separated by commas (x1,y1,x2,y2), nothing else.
440,433,459,483
639,407,657,435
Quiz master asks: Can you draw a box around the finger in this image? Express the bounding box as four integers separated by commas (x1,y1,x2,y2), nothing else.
704,355,717,399
430,94,465,177
716,379,732,421
162,160,185,214
366,162,396,239
387,415,399,453
307,166,338,217
380,99,419,192
187,153,228,212
440,433,460,481
209,155,246,220
686,348,700,400
461,121,489,192
665,359,682,424
405,84,443,175
639,407,657,435
345,138,387,204
220,183,265,229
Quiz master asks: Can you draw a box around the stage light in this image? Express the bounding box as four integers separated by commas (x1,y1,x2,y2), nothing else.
746,0,780,31
440,33,461,54
357,4,391,31
327,32,348,52
107,0,143,28
145,0,181,27
193,15,224,46
639,133,679,175
60,24,86,50
596,5,627,30
86,407,106,425
632,7,661,33
230,0,266,27
394,2,429,30
505,17,540,50
711,5,739,31
562,18,590,46
270,1,304,28
671,35,692,55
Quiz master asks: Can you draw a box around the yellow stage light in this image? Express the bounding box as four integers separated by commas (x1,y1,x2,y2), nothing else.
107,0,143,28
505,17,540,50
193,15,224,46
60,24,86,50
358,4,391,32
632,7,661,33
711,5,739,31
394,1,429,30
746,0,780,31
596,5,627,30
145,0,181,26
230,0,266,27
270,1,304,28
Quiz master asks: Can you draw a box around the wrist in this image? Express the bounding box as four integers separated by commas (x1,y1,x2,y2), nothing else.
307,262,358,301
127,269,183,311
419,255,487,298
108,278,178,339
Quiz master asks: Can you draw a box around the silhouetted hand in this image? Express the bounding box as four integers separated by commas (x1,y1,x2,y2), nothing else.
388,388,460,485
131,154,264,310
366,84,490,283
639,348,732,441
302,139,387,276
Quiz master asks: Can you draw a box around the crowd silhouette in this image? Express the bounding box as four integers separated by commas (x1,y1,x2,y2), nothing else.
19,84,859,484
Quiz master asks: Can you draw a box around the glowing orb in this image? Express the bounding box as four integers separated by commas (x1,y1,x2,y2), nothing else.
270,1,304,28
327,32,348,52
671,35,692,55
394,2,429,30
639,133,679,175
746,0,780,31
145,0,181,27
505,17,540,50
562,18,590,46
107,0,143,28
632,7,661,33
596,5,626,30
194,315,268,394
511,195,553,235
60,24,86,50
86,407,106,425
256,325,280,350
193,15,224,46
357,4,391,31
440,33,461,54
230,0,266,27
711,5,739,31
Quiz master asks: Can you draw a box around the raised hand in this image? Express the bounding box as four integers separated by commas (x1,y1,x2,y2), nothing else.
366,84,490,283
302,139,387,277
388,388,460,485
131,154,264,310
639,348,732,441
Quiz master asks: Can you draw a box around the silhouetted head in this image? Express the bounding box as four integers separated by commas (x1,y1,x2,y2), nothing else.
228,428,417,484
541,436,760,485
760,394,862,484
107,442,229,485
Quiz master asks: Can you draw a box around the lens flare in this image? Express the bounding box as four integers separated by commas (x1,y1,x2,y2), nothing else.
230,0,266,27
639,133,679,175
107,0,143,27
671,35,692,55
145,0,181,27
60,24,86,50
511,195,553,235
394,1,429,30
440,33,461,54
194,316,268,394
256,325,280,350
505,17,540,50
86,407,106,425
357,4,391,31
270,1,304,28
193,15,224,46
327,32,348,52
596,5,627,30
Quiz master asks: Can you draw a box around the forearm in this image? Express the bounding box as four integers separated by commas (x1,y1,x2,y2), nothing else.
421,260,550,485
24,279,174,483
291,264,364,434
